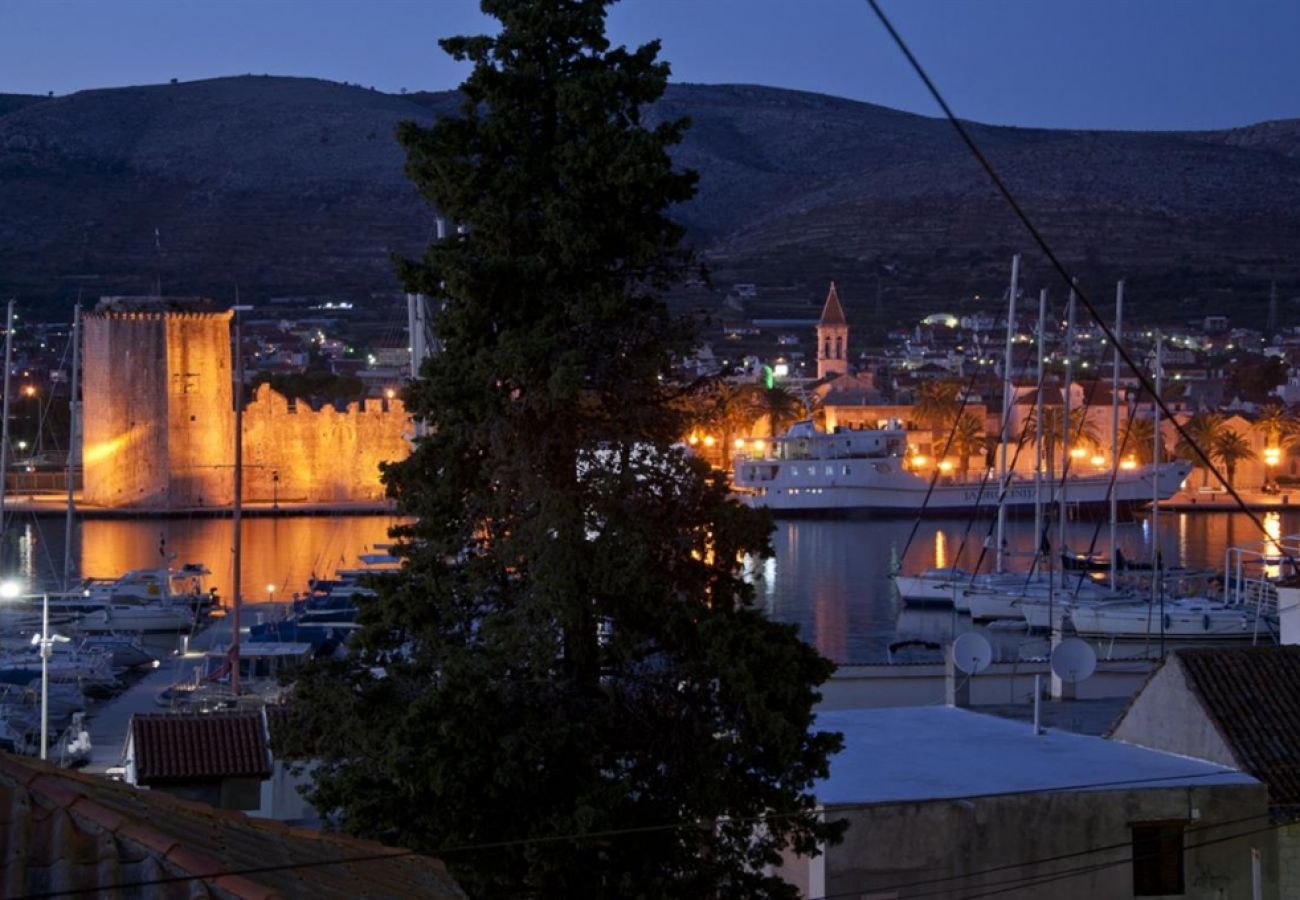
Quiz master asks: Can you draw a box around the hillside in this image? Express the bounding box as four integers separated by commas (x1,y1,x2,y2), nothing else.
1,76,1297,326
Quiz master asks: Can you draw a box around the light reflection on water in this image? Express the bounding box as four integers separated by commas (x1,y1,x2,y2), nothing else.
10,515,406,602
761,511,1300,663
4,509,1293,663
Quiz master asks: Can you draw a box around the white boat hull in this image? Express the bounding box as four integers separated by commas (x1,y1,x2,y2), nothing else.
735,462,1191,516
79,605,194,633
1070,600,1258,640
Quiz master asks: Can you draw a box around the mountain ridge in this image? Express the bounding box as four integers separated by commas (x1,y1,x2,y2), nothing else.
1,75,1297,324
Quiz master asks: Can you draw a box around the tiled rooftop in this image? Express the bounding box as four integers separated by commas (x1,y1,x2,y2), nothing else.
132,713,271,783
0,754,466,899
1176,645,1300,811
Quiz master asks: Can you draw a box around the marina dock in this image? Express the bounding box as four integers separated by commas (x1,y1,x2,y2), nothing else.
81,603,281,773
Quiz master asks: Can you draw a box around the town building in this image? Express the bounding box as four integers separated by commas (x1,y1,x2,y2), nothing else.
776,705,1271,898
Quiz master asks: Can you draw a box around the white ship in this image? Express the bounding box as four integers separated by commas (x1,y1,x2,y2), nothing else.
731,422,1191,516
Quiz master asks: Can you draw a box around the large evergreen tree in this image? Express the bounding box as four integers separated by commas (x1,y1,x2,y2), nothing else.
281,2,843,896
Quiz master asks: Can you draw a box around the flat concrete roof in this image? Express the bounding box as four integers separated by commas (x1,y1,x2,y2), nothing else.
814,706,1256,806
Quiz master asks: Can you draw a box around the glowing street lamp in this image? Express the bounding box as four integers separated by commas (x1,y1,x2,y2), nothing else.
266,583,276,603
0,580,69,760
1090,455,1106,468
1265,446,1281,490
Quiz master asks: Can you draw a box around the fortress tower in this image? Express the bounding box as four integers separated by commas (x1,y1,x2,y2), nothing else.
816,282,849,380
81,296,411,510
82,298,235,508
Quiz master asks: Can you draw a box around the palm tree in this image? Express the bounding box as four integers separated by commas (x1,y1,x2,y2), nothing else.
1211,429,1257,489
941,412,985,477
690,380,762,470
912,380,962,433
749,385,806,437
1119,416,1164,465
1175,411,1226,488
1028,405,1101,482
1252,403,1299,488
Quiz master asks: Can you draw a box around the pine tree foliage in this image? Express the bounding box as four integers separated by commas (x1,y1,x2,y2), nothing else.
280,2,843,896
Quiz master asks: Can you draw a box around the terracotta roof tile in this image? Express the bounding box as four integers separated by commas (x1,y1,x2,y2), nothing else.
0,755,466,899
1175,646,1300,809
131,712,271,783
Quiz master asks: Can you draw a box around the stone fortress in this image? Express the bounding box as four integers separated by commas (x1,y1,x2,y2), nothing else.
81,297,410,510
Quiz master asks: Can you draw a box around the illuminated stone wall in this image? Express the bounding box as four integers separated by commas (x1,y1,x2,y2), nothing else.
83,301,409,509
242,383,408,504
83,307,235,508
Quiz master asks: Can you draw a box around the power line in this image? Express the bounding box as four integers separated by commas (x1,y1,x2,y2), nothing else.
15,766,1250,898
863,0,1288,565
802,813,1282,900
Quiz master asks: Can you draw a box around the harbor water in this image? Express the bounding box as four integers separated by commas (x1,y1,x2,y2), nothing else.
1,508,1288,664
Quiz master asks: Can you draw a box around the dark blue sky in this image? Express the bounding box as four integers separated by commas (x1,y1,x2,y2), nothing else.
4,0,1297,130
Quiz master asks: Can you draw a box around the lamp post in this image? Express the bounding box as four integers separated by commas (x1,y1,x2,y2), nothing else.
0,581,65,760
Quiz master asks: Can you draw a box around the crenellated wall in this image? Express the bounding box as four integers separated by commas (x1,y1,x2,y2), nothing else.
82,300,408,509
241,383,407,503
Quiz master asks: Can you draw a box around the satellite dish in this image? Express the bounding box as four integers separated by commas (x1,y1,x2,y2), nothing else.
1050,638,1098,683
952,632,994,675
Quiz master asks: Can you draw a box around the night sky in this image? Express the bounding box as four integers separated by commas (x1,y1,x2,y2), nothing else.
2,0,1298,130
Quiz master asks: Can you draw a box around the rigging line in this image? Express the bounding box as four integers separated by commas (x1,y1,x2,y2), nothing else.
15,769,1254,899
966,398,1038,580
806,806,1274,900
863,0,1290,568
897,368,982,567
950,817,1289,900
1069,399,1140,596
803,809,1272,900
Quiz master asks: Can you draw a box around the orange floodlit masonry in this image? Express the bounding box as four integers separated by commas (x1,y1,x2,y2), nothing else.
81,297,410,510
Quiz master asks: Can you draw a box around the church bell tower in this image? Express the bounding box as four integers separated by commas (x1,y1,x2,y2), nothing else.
816,282,849,380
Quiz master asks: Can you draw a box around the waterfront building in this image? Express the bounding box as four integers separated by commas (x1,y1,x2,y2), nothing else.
81,296,410,510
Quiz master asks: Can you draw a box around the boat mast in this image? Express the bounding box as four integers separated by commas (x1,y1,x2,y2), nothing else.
0,300,14,544
1058,287,1075,562
63,305,81,591
1151,333,1163,611
231,305,249,697
996,254,1020,575
1033,289,1047,558
1109,282,1123,589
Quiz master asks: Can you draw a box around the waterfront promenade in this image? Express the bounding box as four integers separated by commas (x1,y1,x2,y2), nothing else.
1,493,395,518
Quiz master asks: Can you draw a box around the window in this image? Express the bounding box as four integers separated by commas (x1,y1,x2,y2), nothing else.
1132,821,1184,895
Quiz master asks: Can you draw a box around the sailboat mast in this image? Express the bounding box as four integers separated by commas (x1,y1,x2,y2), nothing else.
0,300,14,543
1034,289,1047,556
1109,282,1123,589
63,305,81,591
1151,334,1163,609
996,254,1020,574
1058,288,1075,560
231,305,248,697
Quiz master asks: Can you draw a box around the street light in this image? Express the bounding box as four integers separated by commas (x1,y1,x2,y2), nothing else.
0,580,68,760
266,583,275,603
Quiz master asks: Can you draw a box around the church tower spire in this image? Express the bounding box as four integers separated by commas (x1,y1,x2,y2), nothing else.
816,281,849,380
